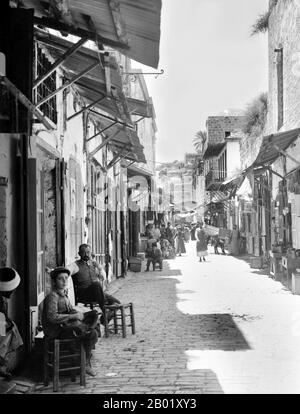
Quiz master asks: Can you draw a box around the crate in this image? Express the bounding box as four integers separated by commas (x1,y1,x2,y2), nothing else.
137,252,145,261
250,256,264,269
292,270,300,295
128,257,142,272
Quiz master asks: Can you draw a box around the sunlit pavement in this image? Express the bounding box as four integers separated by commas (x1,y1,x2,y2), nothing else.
34,242,300,394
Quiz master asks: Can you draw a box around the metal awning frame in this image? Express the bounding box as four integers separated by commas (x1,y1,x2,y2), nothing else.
35,61,99,107
106,151,130,171
89,108,133,130
33,36,88,89
88,128,122,158
0,75,54,131
67,96,106,122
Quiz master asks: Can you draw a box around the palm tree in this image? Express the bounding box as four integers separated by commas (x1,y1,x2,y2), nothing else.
193,130,207,154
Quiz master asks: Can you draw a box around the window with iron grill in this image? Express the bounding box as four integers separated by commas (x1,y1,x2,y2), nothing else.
34,44,57,124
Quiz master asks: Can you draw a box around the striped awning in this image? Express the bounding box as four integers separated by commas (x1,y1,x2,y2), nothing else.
15,0,162,68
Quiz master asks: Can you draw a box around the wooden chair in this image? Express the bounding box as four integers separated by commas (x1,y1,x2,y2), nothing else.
103,303,135,338
43,337,86,392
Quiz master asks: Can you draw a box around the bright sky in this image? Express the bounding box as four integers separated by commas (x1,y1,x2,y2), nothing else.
132,0,269,164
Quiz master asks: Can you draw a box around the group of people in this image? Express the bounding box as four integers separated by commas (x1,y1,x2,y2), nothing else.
145,222,194,261
43,244,121,377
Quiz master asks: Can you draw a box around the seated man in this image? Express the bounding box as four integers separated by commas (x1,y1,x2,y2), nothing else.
67,244,106,311
145,242,163,271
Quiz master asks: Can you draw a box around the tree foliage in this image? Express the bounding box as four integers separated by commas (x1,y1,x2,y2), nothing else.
242,92,268,137
251,0,278,36
193,130,207,154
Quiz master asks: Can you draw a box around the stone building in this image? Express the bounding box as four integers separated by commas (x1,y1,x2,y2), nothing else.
202,114,245,228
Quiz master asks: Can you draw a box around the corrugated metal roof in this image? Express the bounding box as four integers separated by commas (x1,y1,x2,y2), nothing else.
16,0,162,68
252,128,300,167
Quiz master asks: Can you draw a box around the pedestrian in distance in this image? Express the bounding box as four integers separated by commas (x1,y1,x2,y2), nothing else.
175,225,186,256
145,242,163,271
196,223,208,262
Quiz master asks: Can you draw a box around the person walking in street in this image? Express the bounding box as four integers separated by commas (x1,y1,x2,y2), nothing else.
228,225,240,256
184,225,191,243
165,222,175,247
190,224,197,241
67,244,106,311
160,223,167,240
196,223,208,262
145,242,163,271
175,225,186,256
42,267,99,376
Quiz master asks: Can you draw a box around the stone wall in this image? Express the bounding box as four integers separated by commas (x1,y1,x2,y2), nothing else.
206,116,246,145
267,0,300,133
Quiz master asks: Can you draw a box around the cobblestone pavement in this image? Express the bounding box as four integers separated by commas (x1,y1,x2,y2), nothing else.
32,242,300,394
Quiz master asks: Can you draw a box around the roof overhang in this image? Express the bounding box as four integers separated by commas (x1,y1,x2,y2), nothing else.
12,0,162,68
250,128,300,168
203,142,226,158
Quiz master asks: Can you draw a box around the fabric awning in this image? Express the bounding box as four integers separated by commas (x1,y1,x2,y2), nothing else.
250,128,300,168
219,174,245,193
236,176,252,200
16,0,162,68
35,29,132,123
203,142,226,158
210,191,229,204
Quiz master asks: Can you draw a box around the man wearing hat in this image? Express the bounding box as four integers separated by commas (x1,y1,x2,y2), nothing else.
0,267,23,379
42,266,99,376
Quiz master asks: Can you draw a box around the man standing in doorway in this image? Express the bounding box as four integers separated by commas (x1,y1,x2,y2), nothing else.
68,244,106,311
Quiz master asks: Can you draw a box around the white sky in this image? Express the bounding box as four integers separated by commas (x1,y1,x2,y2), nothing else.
132,0,269,164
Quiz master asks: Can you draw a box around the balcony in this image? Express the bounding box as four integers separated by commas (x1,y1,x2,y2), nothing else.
205,169,224,190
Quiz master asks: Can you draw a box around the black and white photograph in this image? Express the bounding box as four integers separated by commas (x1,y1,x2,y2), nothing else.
0,0,300,398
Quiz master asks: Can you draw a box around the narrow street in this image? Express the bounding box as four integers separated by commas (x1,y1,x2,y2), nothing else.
33,242,300,394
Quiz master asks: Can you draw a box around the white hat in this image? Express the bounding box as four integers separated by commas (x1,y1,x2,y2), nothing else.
0,267,21,292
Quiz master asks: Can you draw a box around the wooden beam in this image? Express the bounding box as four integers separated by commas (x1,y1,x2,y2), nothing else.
106,153,121,171
267,166,285,180
98,120,118,135
0,76,54,130
36,61,99,107
106,150,131,171
88,128,122,158
67,96,105,121
34,16,130,51
108,0,129,45
272,143,300,168
34,37,88,89
89,108,133,129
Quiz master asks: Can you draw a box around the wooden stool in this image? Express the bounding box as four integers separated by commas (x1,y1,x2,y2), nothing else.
103,303,135,338
43,337,86,392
